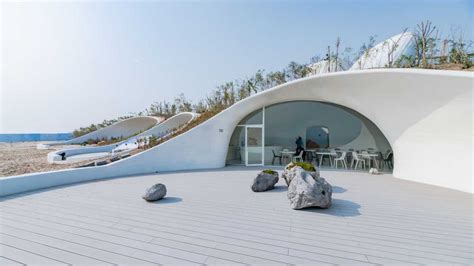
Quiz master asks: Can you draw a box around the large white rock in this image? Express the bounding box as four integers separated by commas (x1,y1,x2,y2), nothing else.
281,162,320,186
287,167,332,210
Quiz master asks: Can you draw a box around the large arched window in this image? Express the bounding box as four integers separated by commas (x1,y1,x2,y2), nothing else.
226,101,392,170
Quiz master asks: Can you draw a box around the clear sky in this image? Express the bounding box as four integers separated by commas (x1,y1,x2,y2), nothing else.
1,0,472,133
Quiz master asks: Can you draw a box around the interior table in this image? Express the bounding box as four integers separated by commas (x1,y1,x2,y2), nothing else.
280,150,295,164
359,152,380,169
315,151,337,168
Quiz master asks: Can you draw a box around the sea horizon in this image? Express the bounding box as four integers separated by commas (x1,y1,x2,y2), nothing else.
0,133,73,142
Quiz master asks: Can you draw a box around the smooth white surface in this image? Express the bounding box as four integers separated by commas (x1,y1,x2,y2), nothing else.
61,152,111,163
350,32,416,70
46,112,197,164
1,69,472,196
0,167,472,265
43,116,162,147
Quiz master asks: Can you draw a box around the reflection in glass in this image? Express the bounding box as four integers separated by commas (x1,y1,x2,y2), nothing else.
239,109,263,125
246,127,263,165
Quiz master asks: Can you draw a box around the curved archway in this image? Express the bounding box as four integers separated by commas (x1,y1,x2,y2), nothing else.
226,100,392,168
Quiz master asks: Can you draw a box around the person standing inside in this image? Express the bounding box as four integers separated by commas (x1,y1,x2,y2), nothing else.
295,136,305,160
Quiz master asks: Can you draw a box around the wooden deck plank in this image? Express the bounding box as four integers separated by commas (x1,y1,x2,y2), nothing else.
5,198,472,261
0,256,25,266
1,167,472,265
0,234,111,265
0,244,67,265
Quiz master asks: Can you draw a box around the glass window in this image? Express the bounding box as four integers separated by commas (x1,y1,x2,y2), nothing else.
238,108,263,125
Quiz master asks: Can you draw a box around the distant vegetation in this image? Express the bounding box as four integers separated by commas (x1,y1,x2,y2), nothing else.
73,20,473,138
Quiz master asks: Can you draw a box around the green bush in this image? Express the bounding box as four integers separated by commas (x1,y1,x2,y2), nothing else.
287,162,316,172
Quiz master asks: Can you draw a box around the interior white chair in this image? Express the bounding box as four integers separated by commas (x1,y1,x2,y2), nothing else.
334,151,348,169
329,149,338,166
351,151,366,170
281,148,291,164
292,150,304,162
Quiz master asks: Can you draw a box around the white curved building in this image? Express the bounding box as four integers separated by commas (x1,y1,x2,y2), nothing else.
350,32,416,70
46,112,198,164
38,116,163,149
1,69,472,196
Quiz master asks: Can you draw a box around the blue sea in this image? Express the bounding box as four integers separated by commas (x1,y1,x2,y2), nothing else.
0,133,73,142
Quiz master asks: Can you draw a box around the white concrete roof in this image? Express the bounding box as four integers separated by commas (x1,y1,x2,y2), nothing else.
50,116,163,146
0,167,472,264
350,32,416,70
46,112,198,164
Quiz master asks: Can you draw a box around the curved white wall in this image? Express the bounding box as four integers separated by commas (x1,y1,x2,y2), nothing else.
350,32,416,70
53,116,162,146
135,112,197,139
46,112,197,163
339,111,392,152
1,69,472,196
47,144,115,163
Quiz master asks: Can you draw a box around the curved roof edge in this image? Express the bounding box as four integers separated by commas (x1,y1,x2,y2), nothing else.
39,116,163,148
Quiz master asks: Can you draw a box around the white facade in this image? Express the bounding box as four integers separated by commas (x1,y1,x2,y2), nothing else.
350,32,416,70
1,69,473,196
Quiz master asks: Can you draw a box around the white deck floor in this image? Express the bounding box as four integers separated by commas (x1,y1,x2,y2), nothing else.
0,166,473,265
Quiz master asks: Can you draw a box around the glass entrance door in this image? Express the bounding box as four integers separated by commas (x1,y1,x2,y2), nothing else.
245,126,263,166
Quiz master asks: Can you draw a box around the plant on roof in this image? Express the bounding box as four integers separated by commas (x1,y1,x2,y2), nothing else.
262,169,278,175
286,162,316,172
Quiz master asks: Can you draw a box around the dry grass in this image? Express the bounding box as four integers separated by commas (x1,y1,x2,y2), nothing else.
150,108,223,148
433,63,474,71
0,142,95,177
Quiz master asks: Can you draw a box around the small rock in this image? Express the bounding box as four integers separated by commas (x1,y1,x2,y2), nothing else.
142,183,167,201
251,171,279,192
369,168,379,175
287,167,332,209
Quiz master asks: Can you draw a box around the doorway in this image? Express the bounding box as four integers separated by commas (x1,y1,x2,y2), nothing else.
245,125,264,166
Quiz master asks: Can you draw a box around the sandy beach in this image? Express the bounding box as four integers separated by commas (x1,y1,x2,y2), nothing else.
0,142,89,177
